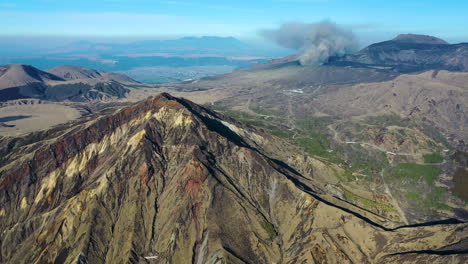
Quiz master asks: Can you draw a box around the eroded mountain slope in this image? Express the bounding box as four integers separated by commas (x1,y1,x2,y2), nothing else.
0,93,466,263
137,56,468,227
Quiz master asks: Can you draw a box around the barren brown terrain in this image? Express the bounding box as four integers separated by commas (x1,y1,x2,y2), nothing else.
0,94,466,263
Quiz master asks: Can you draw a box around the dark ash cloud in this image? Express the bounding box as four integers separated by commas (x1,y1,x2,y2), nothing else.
260,21,358,65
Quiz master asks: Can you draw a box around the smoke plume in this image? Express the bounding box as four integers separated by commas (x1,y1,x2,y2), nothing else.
261,21,357,65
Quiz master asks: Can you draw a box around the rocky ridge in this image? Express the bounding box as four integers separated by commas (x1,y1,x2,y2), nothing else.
0,93,466,263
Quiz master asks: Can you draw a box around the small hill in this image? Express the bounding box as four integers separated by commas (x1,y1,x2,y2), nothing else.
46,65,137,83
0,64,138,102
0,64,63,90
393,34,449,45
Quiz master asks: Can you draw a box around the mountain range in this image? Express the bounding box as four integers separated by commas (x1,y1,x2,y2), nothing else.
0,34,467,263
48,36,259,56
0,64,138,102
0,36,284,84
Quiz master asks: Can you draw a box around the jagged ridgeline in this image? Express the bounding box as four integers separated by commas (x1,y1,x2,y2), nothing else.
0,93,466,263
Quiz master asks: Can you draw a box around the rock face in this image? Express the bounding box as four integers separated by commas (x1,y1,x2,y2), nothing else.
0,93,466,263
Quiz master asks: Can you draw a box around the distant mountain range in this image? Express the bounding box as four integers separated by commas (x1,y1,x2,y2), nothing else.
1,34,467,102
0,36,287,58
48,36,259,56
0,37,281,83
0,34,467,263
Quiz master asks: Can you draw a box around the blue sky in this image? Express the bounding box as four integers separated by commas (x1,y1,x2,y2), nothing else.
1,0,467,43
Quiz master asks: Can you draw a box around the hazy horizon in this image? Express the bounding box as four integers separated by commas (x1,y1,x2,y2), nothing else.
2,0,467,82
1,0,467,45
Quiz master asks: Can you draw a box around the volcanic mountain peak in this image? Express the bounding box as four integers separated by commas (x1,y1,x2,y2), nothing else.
0,93,466,263
0,64,63,89
392,33,449,45
326,33,468,72
46,65,137,83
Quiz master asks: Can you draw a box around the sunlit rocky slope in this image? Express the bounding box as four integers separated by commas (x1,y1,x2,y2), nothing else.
0,94,466,263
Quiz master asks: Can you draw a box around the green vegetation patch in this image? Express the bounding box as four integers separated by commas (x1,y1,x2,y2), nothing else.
394,163,441,184
365,114,412,127
251,107,284,118
262,221,278,238
269,128,294,139
212,106,340,160
420,123,451,149
405,191,421,200
293,136,337,161
334,168,355,181
213,106,389,177
214,108,275,128
427,188,451,210
344,190,397,213
292,117,342,161
405,188,451,211
423,153,444,164
398,129,407,136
